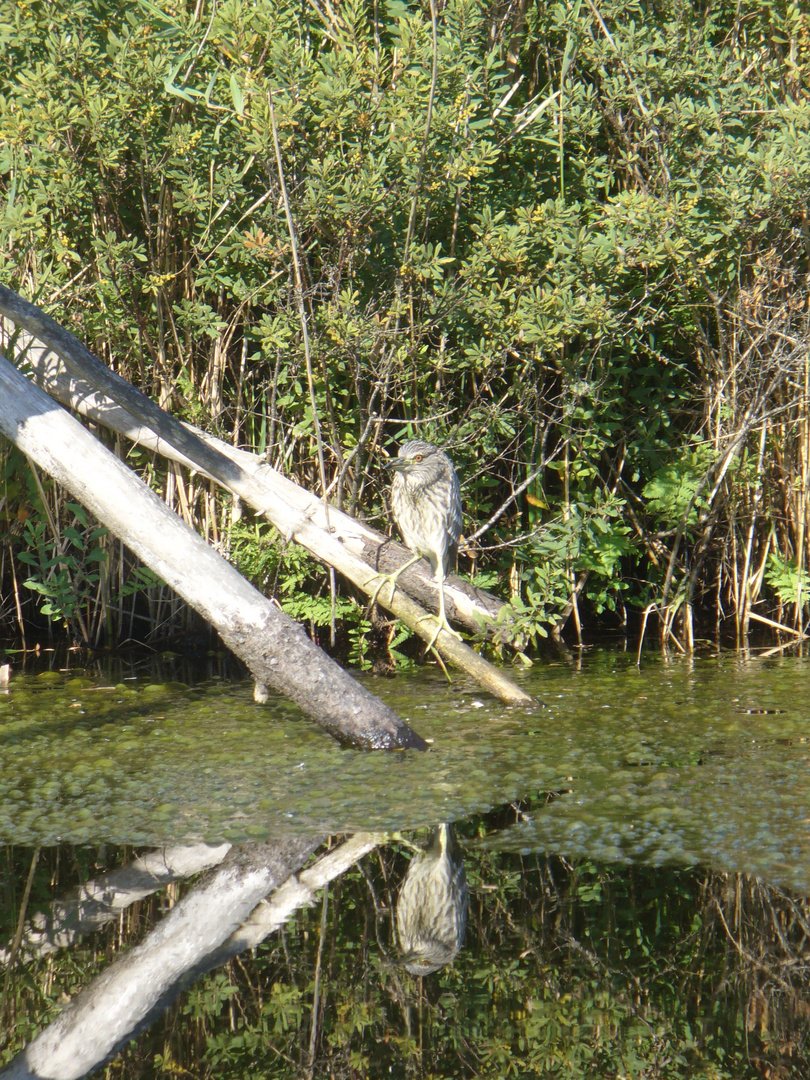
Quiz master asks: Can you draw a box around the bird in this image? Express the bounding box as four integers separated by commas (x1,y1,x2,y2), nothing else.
373,439,463,652
395,823,468,975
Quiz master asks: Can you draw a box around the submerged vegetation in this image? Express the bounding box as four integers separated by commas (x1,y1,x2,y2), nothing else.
0,0,809,652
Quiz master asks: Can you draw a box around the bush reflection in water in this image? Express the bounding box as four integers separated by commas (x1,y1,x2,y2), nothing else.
2,833,810,1079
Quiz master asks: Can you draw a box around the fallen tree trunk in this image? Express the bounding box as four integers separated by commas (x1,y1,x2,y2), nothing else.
0,284,249,497
1,833,383,970
10,326,534,706
0,354,427,749
18,334,505,630
1,289,503,632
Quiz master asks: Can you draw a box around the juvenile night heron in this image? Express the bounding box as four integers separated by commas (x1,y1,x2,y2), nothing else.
396,823,468,975
374,439,463,651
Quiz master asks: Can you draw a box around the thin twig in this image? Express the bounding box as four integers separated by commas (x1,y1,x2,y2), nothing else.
1,847,40,1026
465,440,567,544
268,90,336,643
402,0,439,263
306,884,329,1078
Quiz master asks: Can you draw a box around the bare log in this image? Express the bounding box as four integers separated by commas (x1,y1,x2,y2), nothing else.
0,289,502,633
0,284,246,494
18,334,504,632
0,354,426,749
0,836,325,1080
15,335,533,705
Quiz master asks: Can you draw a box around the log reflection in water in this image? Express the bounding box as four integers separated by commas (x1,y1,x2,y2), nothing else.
0,843,232,964
2,834,389,1080
5,842,810,1078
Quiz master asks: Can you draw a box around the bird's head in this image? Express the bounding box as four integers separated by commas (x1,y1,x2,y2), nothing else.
399,944,456,976
385,440,448,482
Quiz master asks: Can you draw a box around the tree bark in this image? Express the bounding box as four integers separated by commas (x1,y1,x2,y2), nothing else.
0,354,426,749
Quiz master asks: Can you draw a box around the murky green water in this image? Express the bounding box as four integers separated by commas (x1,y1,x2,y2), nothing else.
2,648,810,892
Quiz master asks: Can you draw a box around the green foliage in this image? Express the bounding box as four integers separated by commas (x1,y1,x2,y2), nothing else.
1,0,809,646
227,518,372,662
643,444,715,527
763,551,810,607
17,503,108,636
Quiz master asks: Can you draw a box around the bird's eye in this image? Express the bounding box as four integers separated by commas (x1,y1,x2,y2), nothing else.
414,454,423,462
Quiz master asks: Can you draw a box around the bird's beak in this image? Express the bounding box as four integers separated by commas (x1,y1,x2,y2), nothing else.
384,457,407,472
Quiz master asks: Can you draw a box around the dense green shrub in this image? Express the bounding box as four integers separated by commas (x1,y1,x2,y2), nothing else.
0,0,808,648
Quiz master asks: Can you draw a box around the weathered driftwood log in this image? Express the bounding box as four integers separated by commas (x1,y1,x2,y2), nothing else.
1,290,501,630
0,835,325,1080
9,320,534,706
29,340,504,631
0,354,426,749
0,284,248,495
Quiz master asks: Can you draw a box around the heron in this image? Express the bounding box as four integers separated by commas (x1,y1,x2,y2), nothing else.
372,439,462,653
396,823,468,975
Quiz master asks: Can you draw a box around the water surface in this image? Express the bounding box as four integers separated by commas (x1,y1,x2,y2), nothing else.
0,648,807,885
2,648,809,888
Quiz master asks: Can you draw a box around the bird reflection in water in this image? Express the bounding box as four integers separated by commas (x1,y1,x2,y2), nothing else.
395,823,468,975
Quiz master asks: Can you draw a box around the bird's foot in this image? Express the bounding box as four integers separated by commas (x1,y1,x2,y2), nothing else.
367,553,423,615
418,613,461,656
367,571,401,614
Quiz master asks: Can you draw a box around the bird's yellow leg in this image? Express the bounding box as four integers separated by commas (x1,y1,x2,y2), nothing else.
428,643,452,682
367,552,423,613
388,832,425,853
418,576,462,655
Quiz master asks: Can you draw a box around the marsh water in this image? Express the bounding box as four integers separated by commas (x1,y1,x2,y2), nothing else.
2,646,810,1076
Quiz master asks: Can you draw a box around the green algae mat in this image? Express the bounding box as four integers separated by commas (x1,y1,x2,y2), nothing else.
2,650,810,891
